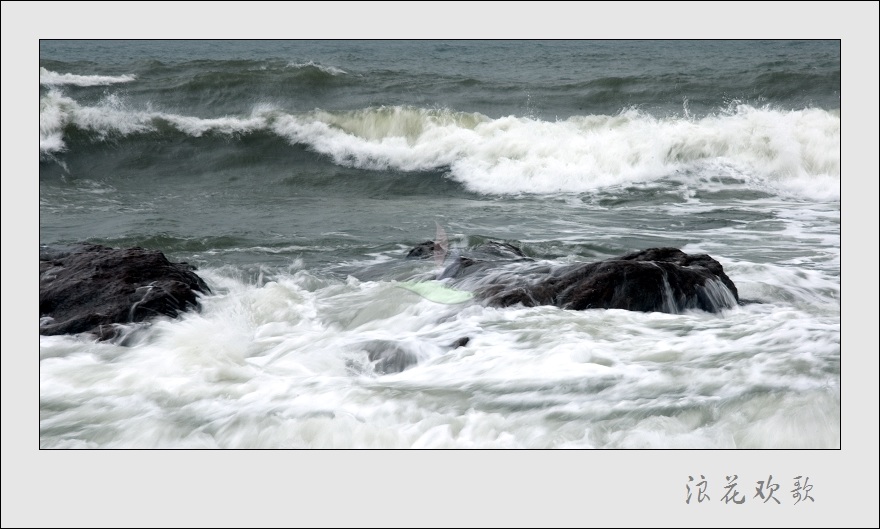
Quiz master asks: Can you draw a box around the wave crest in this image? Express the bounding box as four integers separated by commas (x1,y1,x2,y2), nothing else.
40,67,136,87
40,96,840,199
286,60,347,76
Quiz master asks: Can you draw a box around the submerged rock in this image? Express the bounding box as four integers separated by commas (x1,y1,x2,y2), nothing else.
360,336,472,375
362,340,421,375
450,336,470,348
39,244,211,339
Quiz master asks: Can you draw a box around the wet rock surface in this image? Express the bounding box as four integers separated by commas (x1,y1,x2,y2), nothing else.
407,243,739,314
39,244,211,339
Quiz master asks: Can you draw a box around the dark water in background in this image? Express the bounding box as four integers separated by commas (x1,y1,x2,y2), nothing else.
39,40,840,448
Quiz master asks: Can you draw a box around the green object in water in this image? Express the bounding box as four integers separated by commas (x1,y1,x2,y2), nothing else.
398,281,474,304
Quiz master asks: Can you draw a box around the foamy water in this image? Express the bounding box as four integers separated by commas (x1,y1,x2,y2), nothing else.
38,40,840,449
39,240,840,449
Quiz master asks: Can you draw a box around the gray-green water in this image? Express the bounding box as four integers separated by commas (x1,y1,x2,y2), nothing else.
39,40,840,448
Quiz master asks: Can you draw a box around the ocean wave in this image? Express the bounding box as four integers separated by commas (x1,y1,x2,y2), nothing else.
40,94,840,200
40,91,153,153
286,60,347,76
40,67,136,87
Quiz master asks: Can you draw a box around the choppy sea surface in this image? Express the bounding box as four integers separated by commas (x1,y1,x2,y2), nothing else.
39,40,840,448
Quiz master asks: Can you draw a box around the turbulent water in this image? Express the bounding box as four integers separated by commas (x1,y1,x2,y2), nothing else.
39,40,840,448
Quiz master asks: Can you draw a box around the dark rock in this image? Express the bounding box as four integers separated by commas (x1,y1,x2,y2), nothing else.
403,240,533,280
403,241,738,314
444,242,531,279
362,340,420,374
406,240,528,263
362,337,472,374
476,247,738,314
405,241,438,259
39,244,211,338
450,336,470,348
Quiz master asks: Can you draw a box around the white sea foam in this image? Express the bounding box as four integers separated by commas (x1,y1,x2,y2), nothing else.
271,105,839,199
39,91,72,153
286,60,347,76
39,96,841,200
162,114,265,137
39,91,269,153
40,67,136,86
39,262,839,449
